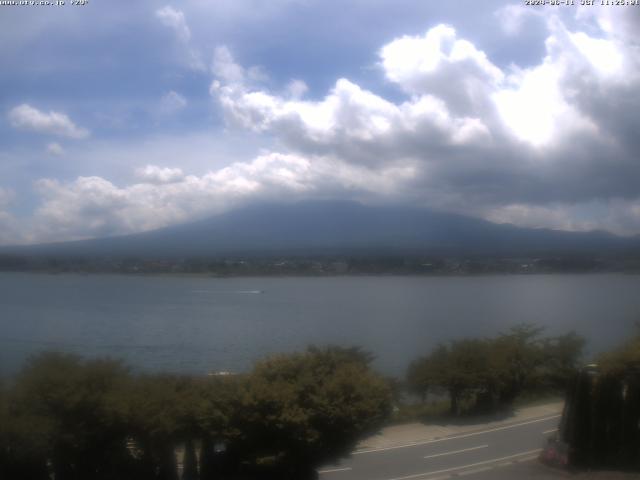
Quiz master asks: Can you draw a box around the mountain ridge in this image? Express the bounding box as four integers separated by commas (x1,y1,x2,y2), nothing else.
2,200,638,259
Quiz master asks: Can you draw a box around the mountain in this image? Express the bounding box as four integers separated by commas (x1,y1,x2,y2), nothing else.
3,201,639,259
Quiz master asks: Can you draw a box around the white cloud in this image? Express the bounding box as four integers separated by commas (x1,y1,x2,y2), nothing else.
46,142,64,156
8,104,89,139
484,199,640,237
569,31,624,77
494,5,544,36
0,211,21,245
203,17,640,235
155,5,191,43
492,15,633,147
287,79,308,99
0,188,22,245
576,6,640,44
484,203,596,233
380,24,504,116
135,165,185,184
209,20,635,161
28,153,415,243
155,5,204,71
211,45,247,84
211,45,490,166
492,61,595,147
159,90,187,115
0,187,14,209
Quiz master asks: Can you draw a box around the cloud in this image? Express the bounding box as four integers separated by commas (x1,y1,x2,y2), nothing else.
379,24,504,115
211,46,246,84
8,104,89,139
484,203,598,233
155,5,204,71
0,212,21,245
204,14,640,235
159,90,187,115
0,188,22,245
29,153,414,243
211,45,490,167
0,187,14,209
5,7,640,244
286,79,308,99
155,5,191,43
494,5,544,36
46,142,64,156
492,61,595,147
483,199,640,237
576,5,640,43
135,165,185,184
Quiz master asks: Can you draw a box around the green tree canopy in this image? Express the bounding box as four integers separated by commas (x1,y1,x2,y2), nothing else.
407,325,585,415
230,346,392,479
8,352,133,480
598,327,640,376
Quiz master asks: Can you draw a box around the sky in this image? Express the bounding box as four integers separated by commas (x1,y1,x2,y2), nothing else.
1,0,640,245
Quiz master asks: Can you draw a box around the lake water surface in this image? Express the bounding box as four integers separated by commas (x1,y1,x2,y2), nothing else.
1,273,639,377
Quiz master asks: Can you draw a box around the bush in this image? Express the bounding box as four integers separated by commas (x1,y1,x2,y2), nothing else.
406,325,585,415
5,353,134,480
0,346,391,480
228,346,392,479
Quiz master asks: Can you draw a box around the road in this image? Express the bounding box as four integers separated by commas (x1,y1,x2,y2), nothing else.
318,414,561,480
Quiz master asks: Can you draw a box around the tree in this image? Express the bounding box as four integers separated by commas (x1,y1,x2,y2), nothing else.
598,328,640,376
407,325,586,415
194,374,243,479
561,330,640,470
0,379,51,480
8,352,133,480
126,375,193,480
540,331,586,390
442,340,495,415
406,357,431,402
490,324,545,406
0,380,8,465
229,346,392,479
405,344,448,403
407,341,494,415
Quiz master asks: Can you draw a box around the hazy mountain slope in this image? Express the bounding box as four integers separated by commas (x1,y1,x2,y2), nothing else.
4,201,638,258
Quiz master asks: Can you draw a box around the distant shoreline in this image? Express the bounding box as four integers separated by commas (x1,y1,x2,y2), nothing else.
2,269,640,278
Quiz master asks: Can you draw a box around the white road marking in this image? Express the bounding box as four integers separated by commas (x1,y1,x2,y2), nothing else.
543,428,558,434
354,415,560,455
516,454,540,463
423,444,488,459
383,449,542,480
318,467,353,474
458,465,493,476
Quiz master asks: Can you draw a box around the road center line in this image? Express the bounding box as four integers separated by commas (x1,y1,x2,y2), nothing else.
383,449,542,480
423,444,488,459
543,428,558,434
354,415,560,455
318,467,352,474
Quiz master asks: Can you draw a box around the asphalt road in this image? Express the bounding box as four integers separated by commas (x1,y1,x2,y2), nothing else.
318,414,561,480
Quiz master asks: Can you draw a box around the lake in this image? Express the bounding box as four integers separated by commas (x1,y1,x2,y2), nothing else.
1,273,639,378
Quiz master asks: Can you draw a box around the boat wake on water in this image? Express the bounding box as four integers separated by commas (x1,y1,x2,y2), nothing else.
192,290,264,294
